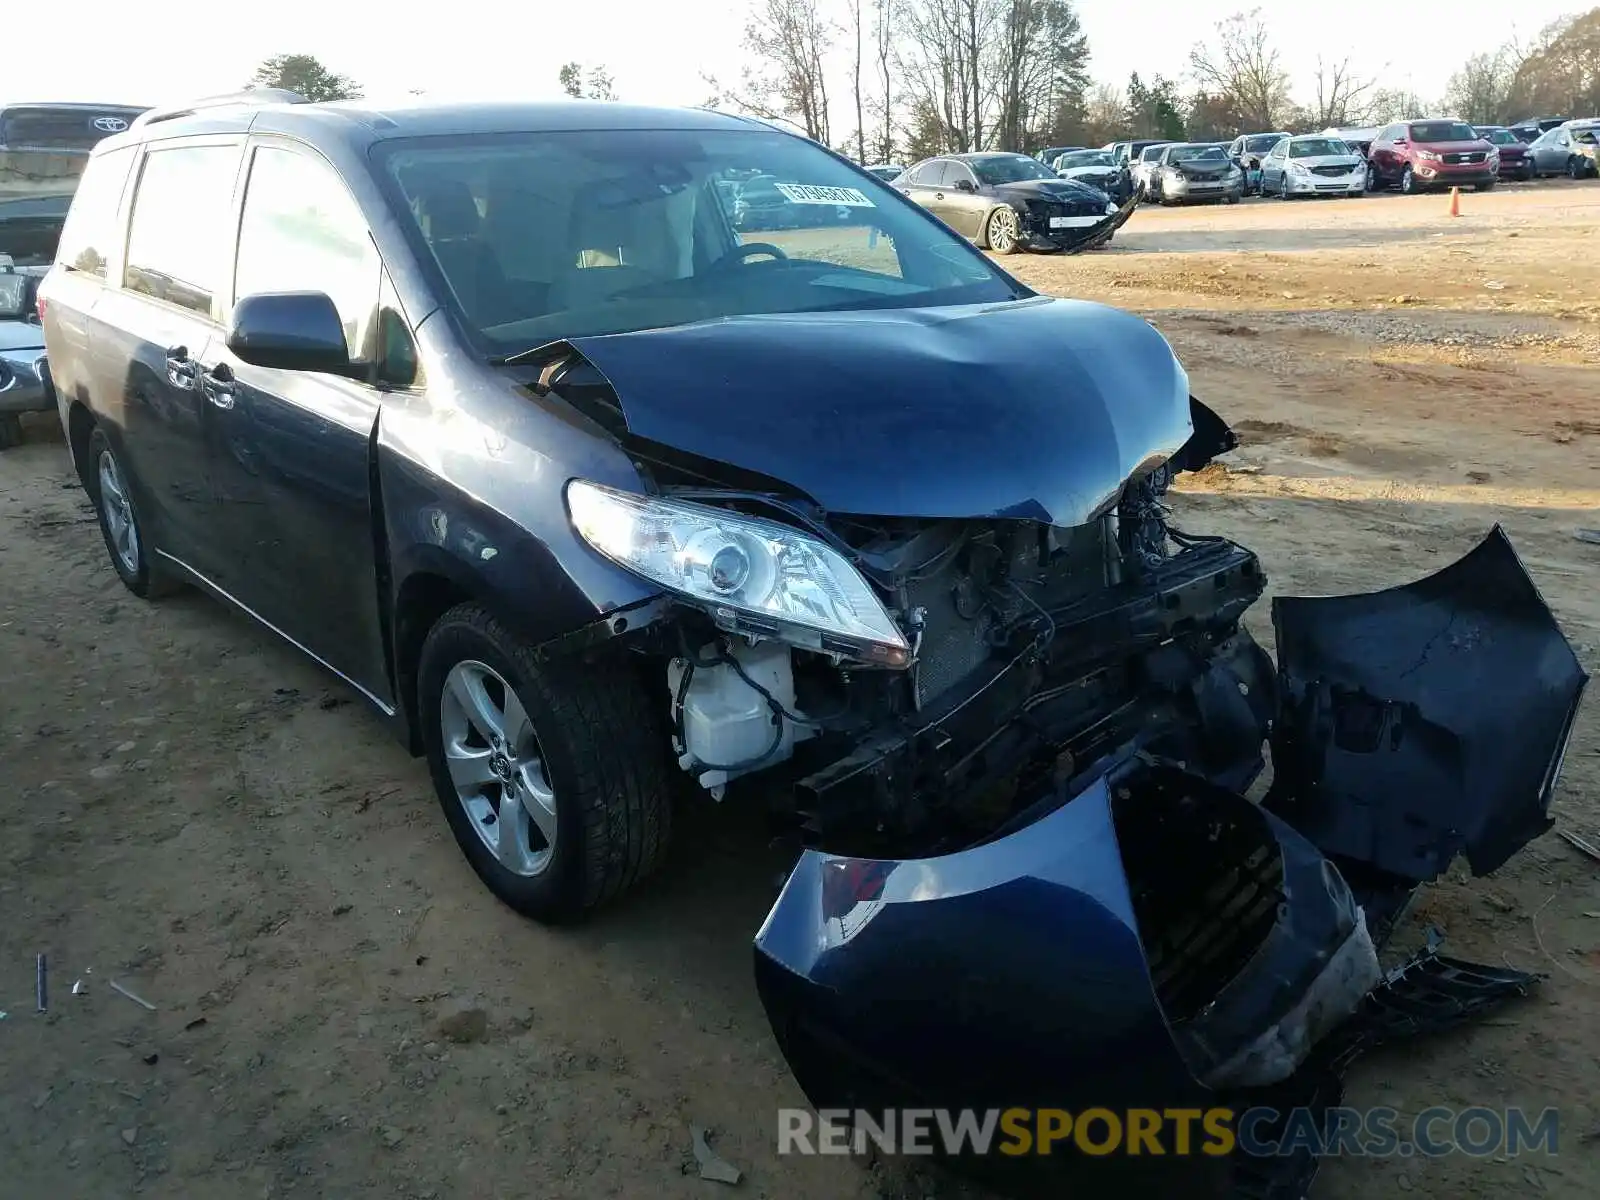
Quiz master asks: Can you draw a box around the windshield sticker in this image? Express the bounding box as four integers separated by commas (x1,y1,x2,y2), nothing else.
774,183,876,207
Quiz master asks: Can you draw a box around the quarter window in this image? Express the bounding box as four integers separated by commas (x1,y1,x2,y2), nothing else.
55,146,135,278
234,145,380,359
125,143,241,317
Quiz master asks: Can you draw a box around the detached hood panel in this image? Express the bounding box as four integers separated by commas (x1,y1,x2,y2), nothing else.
566,298,1193,524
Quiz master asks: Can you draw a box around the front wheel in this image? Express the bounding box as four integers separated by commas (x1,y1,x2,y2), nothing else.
1366,164,1381,192
1400,165,1417,194
418,603,673,922
986,206,1020,254
1279,175,1292,200
1476,180,1496,192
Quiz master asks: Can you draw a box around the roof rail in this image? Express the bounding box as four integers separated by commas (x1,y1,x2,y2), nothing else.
130,88,310,129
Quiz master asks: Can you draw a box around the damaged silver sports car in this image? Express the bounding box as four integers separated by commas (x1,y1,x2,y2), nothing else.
43,95,1585,1197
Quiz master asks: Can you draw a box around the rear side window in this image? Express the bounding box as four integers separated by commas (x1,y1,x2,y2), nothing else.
55,146,135,278
234,145,380,359
125,143,242,317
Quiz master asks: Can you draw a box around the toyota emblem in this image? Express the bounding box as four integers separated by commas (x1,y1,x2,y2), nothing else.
92,116,129,133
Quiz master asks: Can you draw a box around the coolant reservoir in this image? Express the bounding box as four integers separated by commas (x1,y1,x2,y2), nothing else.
668,641,806,797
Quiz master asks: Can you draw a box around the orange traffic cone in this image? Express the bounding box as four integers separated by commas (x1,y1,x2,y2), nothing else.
1449,187,1461,217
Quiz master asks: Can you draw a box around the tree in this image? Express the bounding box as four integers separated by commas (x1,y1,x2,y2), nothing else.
1186,90,1244,141
250,54,361,102
1312,56,1379,127
1188,9,1292,130
873,0,897,161
1081,82,1126,145
1125,72,1185,140
558,62,617,101
1441,51,1515,124
992,0,1091,153
846,0,868,162
1366,87,1431,123
707,0,833,143
1503,11,1600,119
900,0,1000,153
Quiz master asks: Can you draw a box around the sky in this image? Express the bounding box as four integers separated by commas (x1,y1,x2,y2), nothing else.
4,1,1580,120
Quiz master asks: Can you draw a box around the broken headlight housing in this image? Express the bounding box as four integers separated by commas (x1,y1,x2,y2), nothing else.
566,480,910,666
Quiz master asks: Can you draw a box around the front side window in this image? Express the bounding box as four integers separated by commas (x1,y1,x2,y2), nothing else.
125,142,241,317
234,144,381,359
54,146,135,277
378,127,1015,355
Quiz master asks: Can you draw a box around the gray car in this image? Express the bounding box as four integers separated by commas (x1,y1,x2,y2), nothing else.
1146,143,1243,205
0,194,69,448
1527,120,1599,178
1259,135,1366,198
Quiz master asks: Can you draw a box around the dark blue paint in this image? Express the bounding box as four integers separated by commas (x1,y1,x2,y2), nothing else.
570,297,1192,524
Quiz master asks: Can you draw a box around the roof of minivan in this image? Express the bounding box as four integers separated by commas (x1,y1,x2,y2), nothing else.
112,98,761,151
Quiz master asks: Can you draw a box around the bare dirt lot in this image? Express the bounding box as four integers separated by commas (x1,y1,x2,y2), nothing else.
4,181,1599,1200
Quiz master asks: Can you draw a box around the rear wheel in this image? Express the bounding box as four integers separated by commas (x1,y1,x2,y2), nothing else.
418,603,673,921
86,427,181,599
986,207,1020,254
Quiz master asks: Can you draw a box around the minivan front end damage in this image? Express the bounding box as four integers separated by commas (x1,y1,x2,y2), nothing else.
530,305,1585,1195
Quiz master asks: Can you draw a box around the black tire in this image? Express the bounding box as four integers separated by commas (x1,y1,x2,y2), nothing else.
1476,180,1495,192
1567,157,1584,180
1400,165,1417,194
1279,175,1292,200
0,413,23,450
1366,164,1382,192
85,427,181,599
418,602,673,922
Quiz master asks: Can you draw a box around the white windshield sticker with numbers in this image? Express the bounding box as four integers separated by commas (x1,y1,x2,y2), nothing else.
773,183,876,207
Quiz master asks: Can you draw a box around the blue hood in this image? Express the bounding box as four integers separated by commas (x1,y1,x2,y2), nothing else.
565,297,1193,525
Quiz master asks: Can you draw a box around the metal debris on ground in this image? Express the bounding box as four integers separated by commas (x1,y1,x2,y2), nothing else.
71,979,85,995
1574,529,1600,546
36,954,47,1012
690,1125,743,1185
1558,829,1600,864
109,980,157,1011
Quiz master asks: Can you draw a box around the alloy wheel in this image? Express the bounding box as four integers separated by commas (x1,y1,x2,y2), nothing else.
987,207,1018,253
1401,166,1415,194
439,659,557,878
97,449,140,575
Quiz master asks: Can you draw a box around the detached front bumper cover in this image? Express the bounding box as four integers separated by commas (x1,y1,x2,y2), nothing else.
753,526,1583,1196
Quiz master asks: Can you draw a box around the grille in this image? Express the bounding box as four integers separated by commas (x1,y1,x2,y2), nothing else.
1443,152,1486,165
1311,165,1351,177
0,108,136,151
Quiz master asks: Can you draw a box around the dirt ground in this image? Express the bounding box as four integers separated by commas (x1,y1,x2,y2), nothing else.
3,181,1599,1200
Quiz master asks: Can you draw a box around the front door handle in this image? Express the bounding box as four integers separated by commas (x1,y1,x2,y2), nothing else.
201,364,236,409
164,346,199,390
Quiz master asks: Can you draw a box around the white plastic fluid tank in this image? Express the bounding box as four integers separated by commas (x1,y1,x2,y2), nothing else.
668,640,804,796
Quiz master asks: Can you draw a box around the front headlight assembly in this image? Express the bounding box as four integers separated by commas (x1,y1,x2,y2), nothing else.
566,480,910,667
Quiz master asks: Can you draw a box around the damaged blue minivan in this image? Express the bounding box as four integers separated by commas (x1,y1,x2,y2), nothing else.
42,93,1584,1196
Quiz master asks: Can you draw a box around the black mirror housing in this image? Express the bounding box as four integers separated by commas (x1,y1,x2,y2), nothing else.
954,178,976,193
227,291,352,375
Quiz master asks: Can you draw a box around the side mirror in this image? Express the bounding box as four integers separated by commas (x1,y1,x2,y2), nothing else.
954,178,976,193
227,291,352,375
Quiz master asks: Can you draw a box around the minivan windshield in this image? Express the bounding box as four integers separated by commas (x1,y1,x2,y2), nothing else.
379,129,1016,354
1409,121,1478,143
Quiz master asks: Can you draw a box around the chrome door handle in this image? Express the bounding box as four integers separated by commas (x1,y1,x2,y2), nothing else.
201,366,236,409
164,346,198,390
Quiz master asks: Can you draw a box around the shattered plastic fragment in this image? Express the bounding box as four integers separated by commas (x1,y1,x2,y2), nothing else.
690,1126,742,1185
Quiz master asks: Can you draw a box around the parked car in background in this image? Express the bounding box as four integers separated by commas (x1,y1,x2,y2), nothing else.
864,163,904,182
1476,127,1535,180
1366,119,1497,193
1129,142,1175,196
1527,120,1599,178
1035,145,1084,165
1146,143,1242,205
1050,148,1132,203
1508,116,1569,142
1226,132,1292,194
1321,126,1378,158
1108,138,1169,169
895,152,1125,253
1260,135,1366,198
1,102,148,448
0,193,69,448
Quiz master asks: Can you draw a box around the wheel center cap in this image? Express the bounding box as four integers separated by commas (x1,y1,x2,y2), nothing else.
489,752,512,782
